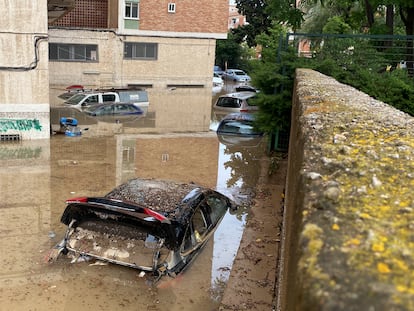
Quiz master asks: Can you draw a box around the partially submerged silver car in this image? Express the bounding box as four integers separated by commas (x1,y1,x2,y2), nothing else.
50,179,235,280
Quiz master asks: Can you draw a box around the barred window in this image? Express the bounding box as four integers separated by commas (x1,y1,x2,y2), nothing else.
49,43,98,62
124,42,158,60
125,1,139,19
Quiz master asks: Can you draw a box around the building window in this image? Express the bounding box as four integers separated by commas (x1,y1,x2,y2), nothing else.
168,3,176,13
124,42,158,60
49,43,98,62
125,1,139,19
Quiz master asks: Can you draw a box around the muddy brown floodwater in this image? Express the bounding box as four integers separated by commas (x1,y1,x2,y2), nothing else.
0,86,286,310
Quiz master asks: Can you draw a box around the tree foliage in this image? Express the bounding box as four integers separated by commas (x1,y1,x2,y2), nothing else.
216,0,414,136
233,0,272,47
249,24,307,132
322,16,353,34
215,32,243,70
265,0,304,30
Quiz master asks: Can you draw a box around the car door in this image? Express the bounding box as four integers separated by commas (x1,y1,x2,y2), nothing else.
180,206,209,257
180,194,228,257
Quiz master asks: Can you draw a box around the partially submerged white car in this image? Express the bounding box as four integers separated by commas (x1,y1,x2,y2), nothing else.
63,89,149,114
213,73,224,87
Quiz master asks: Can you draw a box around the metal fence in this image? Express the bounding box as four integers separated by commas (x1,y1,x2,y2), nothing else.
284,33,414,74
268,33,414,152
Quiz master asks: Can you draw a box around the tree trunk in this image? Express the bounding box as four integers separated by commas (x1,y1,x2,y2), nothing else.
386,5,394,35
400,7,414,76
364,0,374,28
383,5,394,49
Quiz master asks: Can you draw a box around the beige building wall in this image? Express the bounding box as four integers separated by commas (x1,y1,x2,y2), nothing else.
0,1,50,139
48,29,217,90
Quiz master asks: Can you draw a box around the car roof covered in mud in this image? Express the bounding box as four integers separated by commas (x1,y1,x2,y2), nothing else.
105,178,206,218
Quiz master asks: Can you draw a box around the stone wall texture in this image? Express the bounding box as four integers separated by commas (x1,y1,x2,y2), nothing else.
277,69,414,311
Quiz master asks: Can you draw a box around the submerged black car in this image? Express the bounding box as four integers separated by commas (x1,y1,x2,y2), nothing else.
50,178,235,279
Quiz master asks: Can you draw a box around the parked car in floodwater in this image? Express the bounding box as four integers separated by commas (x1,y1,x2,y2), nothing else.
214,65,224,76
222,69,251,82
213,73,224,87
213,91,259,114
63,89,149,114
83,102,144,122
216,113,263,146
48,178,236,280
235,85,258,93
217,113,262,137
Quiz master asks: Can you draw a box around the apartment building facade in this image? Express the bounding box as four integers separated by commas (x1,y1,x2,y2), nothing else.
0,2,50,140
228,4,246,29
0,0,228,140
49,0,229,89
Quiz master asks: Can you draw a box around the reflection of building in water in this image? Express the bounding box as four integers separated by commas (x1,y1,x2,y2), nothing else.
115,137,137,185
50,136,118,227
148,89,213,133
0,140,51,276
50,89,212,134
211,142,246,289
211,137,267,290
132,134,219,188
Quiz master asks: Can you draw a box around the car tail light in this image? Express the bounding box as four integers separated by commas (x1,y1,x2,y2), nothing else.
240,109,248,112
65,197,88,204
144,208,169,222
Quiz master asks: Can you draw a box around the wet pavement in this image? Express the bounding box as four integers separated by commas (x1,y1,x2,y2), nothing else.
0,84,270,310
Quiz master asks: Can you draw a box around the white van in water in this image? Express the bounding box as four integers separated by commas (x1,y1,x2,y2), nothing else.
64,89,149,114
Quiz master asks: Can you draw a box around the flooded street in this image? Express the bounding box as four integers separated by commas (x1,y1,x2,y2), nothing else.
0,85,272,310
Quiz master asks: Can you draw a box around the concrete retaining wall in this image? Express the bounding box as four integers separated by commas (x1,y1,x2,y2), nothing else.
277,69,414,310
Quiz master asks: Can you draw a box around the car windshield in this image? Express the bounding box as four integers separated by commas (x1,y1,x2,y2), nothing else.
217,97,240,108
65,93,87,105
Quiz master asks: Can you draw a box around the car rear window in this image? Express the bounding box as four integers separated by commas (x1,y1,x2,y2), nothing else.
218,120,256,135
216,97,241,108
